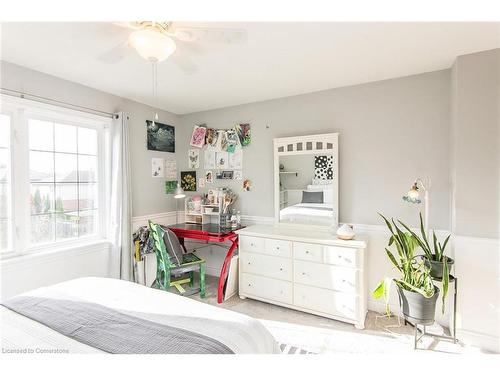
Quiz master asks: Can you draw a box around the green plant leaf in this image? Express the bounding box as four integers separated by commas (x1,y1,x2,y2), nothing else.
442,256,449,314
419,212,431,251
385,248,401,271
441,234,451,253
372,279,386,299
433,230,441,261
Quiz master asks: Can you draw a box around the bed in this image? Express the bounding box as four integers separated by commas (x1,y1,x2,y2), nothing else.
0,277,280,354
279,184,334,225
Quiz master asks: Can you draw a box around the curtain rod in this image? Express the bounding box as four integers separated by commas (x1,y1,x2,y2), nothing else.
1,88,117,119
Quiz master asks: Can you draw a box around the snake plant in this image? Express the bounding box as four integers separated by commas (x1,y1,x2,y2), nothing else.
397,213,451,313
373,213,436,316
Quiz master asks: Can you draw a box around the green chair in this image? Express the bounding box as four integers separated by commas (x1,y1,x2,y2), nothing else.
148,220,206,298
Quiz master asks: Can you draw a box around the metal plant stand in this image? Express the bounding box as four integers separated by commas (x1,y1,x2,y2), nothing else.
405,275,458,349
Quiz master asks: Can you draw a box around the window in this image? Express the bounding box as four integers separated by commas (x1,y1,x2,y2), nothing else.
1,96,110,257
0,114,11,252
28,119,99,245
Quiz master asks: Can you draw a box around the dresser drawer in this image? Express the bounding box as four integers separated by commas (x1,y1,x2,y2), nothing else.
240,252,293,281
240,273,292,304
323,246,360,268
293,242,323,262
265,238,292,258
294,260,358,294
294,284,358,320
239,235,266,254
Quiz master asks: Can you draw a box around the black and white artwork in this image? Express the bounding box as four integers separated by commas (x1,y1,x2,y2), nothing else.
314,155,333,180
147,120,175,153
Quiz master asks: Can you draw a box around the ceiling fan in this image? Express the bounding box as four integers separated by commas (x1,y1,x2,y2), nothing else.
99,21,247,74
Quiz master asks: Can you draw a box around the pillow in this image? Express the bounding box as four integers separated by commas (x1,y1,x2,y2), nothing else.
301,191,324,204
162,228,184,266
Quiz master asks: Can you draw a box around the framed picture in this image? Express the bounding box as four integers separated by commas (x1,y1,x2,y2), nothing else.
188,149,200,169
146,120,175,153
205,170,213,184
180,171,197,191
190,125,207,148
151,158,164,178
165,180,177,194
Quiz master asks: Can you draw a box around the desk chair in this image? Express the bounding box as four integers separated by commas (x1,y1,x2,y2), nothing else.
148,220,206,298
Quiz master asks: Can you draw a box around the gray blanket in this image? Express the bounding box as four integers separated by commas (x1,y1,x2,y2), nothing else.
1,296,233,354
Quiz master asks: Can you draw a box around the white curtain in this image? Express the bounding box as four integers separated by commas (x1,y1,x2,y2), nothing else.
109,112,134,281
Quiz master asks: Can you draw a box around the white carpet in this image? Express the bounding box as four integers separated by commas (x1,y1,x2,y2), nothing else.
188,275,489,354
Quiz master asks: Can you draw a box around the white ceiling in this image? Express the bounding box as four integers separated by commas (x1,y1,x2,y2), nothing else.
1,22,499,114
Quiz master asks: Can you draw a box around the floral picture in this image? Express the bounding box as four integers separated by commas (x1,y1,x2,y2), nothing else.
190,125,207,148
205,128,218,147
165,180,177,194
181,171,197,192
146,120,175,153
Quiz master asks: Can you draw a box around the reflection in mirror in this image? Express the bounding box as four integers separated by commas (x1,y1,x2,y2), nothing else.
278,153,335,226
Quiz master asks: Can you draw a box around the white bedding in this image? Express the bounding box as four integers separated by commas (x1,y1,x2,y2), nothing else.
1,277,280,354
279,203,334,225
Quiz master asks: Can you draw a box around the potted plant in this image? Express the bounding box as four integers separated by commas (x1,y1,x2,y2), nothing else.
398,213,452,313
373,214,439,325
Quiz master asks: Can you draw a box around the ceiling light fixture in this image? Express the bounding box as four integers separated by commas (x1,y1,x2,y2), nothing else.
128,28,176,62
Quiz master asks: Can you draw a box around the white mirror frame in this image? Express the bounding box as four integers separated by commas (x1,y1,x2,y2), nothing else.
273,133,339,229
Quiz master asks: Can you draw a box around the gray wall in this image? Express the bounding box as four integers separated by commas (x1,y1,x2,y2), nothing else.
451,49,499,238
179,70,452,229
1,61,180,217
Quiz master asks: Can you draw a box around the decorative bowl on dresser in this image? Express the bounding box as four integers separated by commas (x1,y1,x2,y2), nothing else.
236,225,368,329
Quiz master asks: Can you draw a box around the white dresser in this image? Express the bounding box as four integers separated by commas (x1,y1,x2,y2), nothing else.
236,225,368,329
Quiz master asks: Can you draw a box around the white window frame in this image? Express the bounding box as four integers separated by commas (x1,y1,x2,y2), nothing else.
1,95,112,259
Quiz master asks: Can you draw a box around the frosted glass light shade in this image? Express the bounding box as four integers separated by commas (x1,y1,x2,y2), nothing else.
129,29,176,62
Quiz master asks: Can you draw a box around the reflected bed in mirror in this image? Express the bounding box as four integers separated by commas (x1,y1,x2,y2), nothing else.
274,133,339,228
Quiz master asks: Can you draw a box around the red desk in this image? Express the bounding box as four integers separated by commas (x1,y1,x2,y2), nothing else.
168,223,241,303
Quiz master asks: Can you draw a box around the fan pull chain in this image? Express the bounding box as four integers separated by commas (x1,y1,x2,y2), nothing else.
152,61,159,122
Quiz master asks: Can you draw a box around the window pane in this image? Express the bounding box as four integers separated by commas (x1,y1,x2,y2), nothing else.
55,153,77,182
78,127,97,155
79,209,97,237
0,183,7,219
0,219,8,251
29,119,53,151
31,214,55,244
30,183,54,214
56,212,78,240
78,155,98,182
30,151,54,182
55,123,77,153
55,183,78,213
0,114,10,148
0,149,7,182
79,183,98,210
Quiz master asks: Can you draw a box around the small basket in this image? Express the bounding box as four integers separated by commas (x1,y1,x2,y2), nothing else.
219,213,232,228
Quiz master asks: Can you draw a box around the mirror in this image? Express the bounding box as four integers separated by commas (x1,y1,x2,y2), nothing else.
274,134,338,228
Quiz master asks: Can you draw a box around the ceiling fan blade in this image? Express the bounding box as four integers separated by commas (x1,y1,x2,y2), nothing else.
98,41,132,63
169,52,198,75
172,27,247,44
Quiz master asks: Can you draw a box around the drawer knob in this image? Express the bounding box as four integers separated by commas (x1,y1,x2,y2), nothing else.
276,246,280,250
248,283,252,287
280,290,284,294
247,262,251,265
302,272,306,276
305,250,309,254
279,267,283,271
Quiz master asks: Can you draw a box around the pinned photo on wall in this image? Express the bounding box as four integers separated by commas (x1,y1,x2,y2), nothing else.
234,171,243,180
165,160,177,179
205,170,214,184
235,123,251,146
147,120,175,153
198,178,206,188
180,171,197,191
205,128,218,147
165,180,177,194
216,151,228,169
151,158,164,178
204,149,216,169
188,149,200,169
190,125,207,148
226,130,239,153
228,149,243,169
243,179,252,191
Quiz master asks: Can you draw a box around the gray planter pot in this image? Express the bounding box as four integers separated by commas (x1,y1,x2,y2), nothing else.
424,257,455,279
397,285,439,325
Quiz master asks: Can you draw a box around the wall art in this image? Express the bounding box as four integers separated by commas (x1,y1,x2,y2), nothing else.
204,149,216,169
180,171,197,191
165,159,177,179
188,149,200,169
205,170,214,184
243,179,252,191
216,151,228,169
228,149,243,169
198,177,206,188
235,123,251,146
190,125,207,148
165,180,177,194
205,128,218,147
146,120,175,153
233,170,243,180
151,157,164,178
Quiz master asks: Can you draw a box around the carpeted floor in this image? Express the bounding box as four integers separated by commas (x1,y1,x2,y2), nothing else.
187,275,490,354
